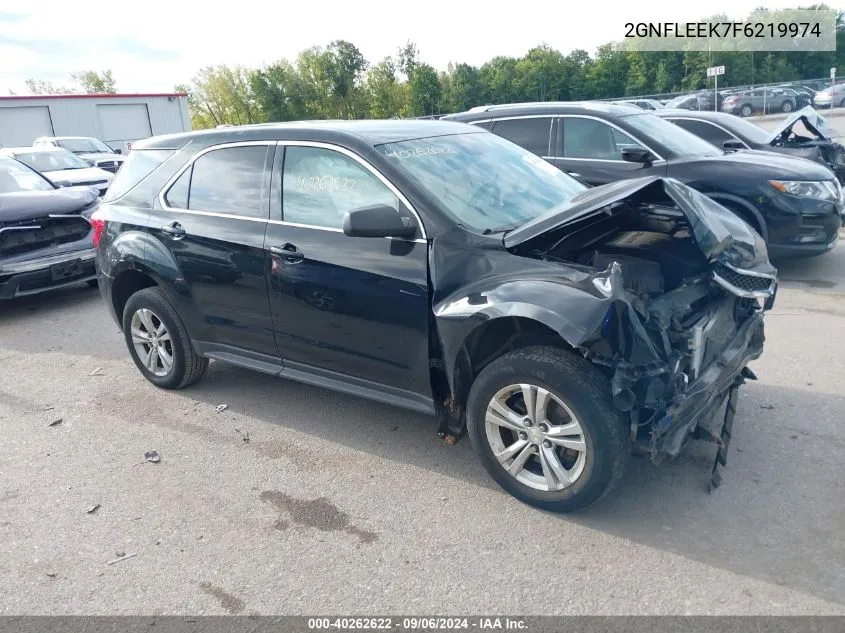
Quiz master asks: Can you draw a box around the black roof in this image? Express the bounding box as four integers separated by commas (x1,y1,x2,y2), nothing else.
443,101,644,122
653,109,748,126
137,119,479,151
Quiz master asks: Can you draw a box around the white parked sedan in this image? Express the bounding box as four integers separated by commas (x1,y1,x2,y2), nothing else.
0,147,113,196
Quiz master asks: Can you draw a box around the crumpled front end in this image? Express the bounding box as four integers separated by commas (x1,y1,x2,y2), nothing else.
432,176,777,462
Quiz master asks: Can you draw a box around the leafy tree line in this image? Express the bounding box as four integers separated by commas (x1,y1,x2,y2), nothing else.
22,70,117,95
21,6,845,127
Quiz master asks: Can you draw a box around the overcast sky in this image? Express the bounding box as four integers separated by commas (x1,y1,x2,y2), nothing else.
1,0,839,94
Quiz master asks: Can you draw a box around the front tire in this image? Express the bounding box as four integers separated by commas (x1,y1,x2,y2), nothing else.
466,346,630,512
781,101,793,113
122,287,208,389
739,104,753,117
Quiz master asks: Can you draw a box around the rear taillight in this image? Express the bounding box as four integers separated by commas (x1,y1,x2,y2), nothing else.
89,208,106,248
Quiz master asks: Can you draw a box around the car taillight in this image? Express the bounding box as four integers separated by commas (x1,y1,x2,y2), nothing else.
89,208,106,248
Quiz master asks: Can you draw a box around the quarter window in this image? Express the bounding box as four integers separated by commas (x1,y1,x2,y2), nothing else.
562,118,644,160
174,145,269,218
282,146,400,230
490,118,552,156
165,168,190,209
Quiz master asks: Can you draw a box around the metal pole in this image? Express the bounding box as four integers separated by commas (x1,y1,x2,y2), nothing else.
831,73,835,110
714,75,718,112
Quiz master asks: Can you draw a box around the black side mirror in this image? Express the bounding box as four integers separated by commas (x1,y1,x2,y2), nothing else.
723,140,745,150
343,204,417,239
114,149,122,154
621,147,654,165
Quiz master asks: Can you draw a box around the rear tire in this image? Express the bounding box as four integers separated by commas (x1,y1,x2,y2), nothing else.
122,287,208,389
839,98,845,108
466,346,630,512
781,101,793,113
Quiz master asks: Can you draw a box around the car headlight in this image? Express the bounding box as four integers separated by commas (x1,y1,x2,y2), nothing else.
769,180,838,200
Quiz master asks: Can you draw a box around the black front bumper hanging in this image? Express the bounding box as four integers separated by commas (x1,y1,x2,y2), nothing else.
709,378,740,492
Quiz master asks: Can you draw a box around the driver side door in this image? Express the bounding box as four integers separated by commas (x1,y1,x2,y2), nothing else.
264,143,433,411
550,116,666,186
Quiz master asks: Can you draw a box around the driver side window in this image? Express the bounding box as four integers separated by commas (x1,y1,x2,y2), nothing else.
562,118,643,160
282,147,400,230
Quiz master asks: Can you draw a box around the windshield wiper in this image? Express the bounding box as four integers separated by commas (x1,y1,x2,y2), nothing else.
482,222,524,235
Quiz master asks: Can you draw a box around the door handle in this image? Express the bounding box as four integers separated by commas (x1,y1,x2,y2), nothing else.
270,243,304,264
161,222,186,239
565,171,581,178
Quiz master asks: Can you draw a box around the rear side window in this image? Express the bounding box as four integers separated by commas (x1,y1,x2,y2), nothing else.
102,149,174,202
670,119,737,148
490,118,552,156
182,145,269,218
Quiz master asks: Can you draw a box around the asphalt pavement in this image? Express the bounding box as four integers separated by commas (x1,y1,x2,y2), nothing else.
1,181,845,615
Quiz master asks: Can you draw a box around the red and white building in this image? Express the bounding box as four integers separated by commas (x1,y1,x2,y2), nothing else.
0,92,191,152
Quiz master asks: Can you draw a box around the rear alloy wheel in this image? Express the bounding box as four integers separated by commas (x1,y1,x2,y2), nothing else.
122,287,208,389
782,101,793,113
839,98,845,108
740,104,753,117
466,346,630,512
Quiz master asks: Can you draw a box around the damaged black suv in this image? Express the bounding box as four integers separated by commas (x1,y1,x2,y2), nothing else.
94,121,776,511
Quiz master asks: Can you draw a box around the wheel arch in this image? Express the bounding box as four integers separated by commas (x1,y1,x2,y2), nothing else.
437,312,581,433
702,192,769,241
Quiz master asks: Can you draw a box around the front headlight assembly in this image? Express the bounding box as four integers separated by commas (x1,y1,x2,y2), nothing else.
769,179,839,201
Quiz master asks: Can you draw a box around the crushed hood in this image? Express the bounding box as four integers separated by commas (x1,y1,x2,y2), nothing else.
0,187,99,224
504,176,774,274
766,106,832,143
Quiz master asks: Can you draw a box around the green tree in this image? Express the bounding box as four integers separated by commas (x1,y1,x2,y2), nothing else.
24,79,74,94
250,60,307,122
441,63,482,112
182,65,259,128
410,63,442,115
71,70,116,93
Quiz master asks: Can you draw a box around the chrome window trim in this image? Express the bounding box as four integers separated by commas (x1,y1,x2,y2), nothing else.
277,140,427,240
557,114,666,162
469,114,555,158
666,117,749,149
158,140,275,219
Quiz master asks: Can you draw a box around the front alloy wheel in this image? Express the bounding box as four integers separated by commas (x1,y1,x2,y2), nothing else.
485,384,587,491
130,308,173,377
466,346,630,512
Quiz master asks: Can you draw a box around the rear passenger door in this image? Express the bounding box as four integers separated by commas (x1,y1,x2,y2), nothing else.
667,118,745,149
487,116,554,157
551,116,665,186
156,142,278,357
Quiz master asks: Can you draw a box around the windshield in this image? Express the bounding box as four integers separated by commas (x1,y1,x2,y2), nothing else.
0,159,55,193
57,138,113,153
622,113,722,158
722,116,772,145
666,95,695,108
14,150,90,172
378,132,587,234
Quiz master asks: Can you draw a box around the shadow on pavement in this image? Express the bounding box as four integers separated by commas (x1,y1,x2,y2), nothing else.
183,363,845,607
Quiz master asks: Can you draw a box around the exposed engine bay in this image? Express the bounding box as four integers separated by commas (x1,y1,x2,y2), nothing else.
767,107,845,185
